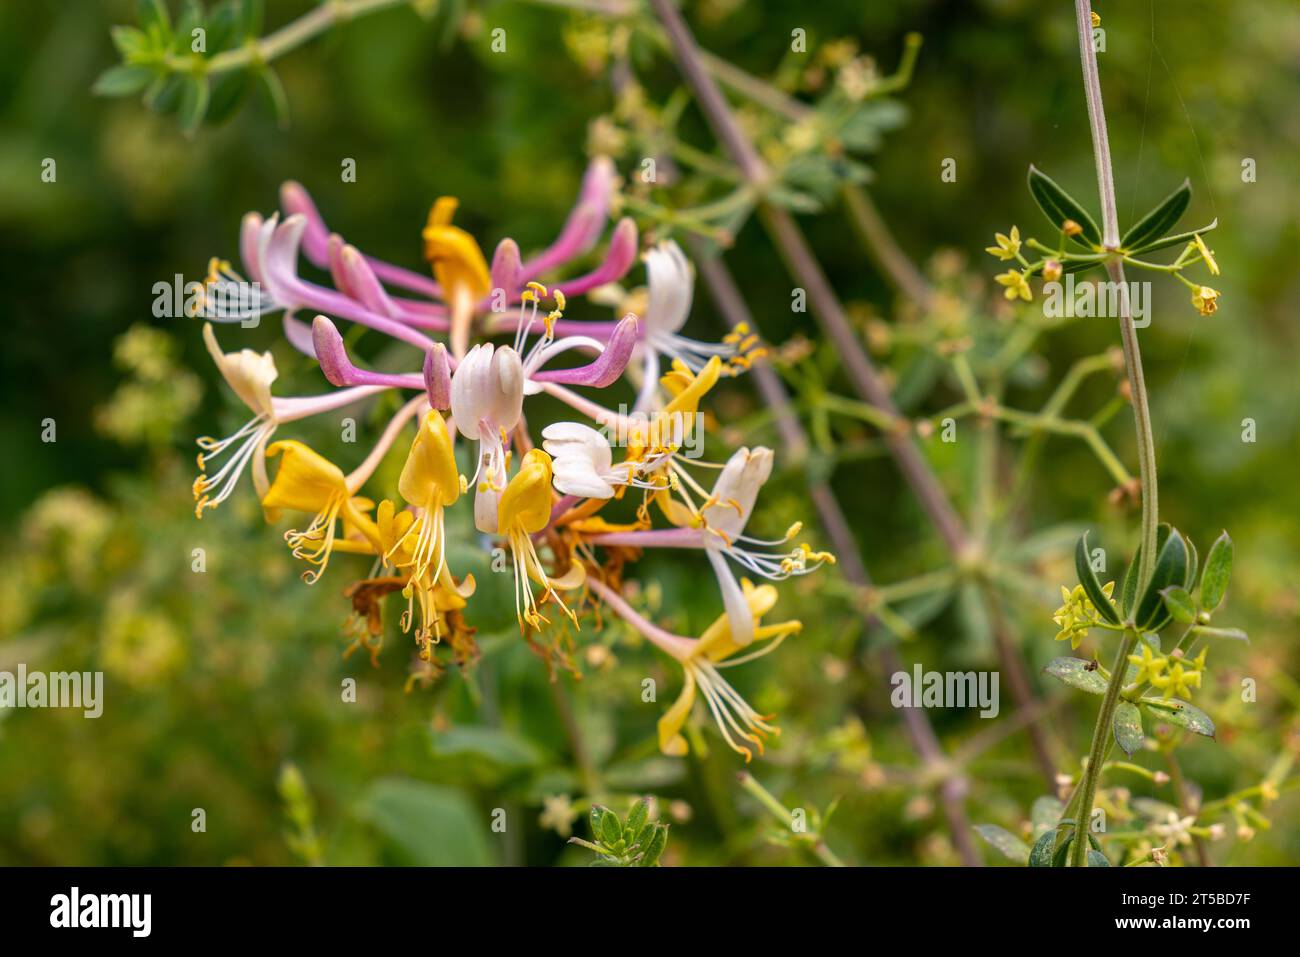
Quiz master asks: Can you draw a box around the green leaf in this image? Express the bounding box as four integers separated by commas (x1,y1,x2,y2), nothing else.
599,806,622,846
355,778,491,866
1113,701,1144,757
93,64,156,97
1160,586,1197,625
177,73,210,134
1043,657,1108,695
110,25,151,60
1121,179,1191,251
1190,625,1248,643
138,0,172,36
1134,527,1189,631
431,726,546,769
144,73,185,113
1199,530,1233,611
637,823,668,866
1075,532,1121,624
1028,829,1057,867
624,797,649,837
1027,165,1102,249
172,0,206,54
1087,848,1111,867
974,824,1031,864
256,65,290,128
206,0,244,53
1142,699,1215,738
205,69,251,125
1030,796,1065,838
1128,219,1218,254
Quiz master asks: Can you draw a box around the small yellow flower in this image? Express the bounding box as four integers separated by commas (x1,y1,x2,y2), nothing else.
1150,661,1200,700
1052,581,1113,649
984,226,1022,261
1127,642,1168,685
1062,219,1083,238
1193,234,1220,275
1191,285,1219,316
995,269,1033,303
1041,260,1063,283
1091,11,1101,28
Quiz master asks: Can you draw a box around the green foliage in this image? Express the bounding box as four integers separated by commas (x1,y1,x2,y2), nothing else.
570,799,670,867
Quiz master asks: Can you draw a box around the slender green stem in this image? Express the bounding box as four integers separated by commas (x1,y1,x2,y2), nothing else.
1068,0,1162,866
163,0,406,75
737,772,846,867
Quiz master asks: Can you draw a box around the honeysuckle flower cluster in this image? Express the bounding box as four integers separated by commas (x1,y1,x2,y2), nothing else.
190,157,830,762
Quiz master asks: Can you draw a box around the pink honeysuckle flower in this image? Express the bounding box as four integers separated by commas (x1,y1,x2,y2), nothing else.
520,156,618,278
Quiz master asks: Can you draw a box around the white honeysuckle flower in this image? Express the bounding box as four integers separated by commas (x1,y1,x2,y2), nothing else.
702,446,775,648
633,241,759,411
538,422,644,499
450,342,525,532
194,323,384,517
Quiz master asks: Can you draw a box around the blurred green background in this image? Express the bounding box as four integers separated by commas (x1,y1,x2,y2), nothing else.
0,0,1297,865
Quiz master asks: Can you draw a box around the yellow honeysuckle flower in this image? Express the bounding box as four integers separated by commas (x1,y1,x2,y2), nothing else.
984,226,1021,261
262,440,381,583
390,410,462,584
499,449,584,631
1191,285,1219,316
995,269,1033,302
658,579,801,762
660,355,723,419
1127,642,1168,685
422,196,491,300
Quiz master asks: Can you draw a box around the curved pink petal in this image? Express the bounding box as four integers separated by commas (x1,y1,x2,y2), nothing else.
530,314,639,387
552,218,639,298
311,315,423,389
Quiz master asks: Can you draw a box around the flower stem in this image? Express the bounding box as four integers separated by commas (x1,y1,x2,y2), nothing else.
1068,0,1162,866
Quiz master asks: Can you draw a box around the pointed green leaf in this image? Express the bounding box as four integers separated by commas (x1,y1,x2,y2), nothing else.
256,65,290,127
1028,165,1102,248
93,64,155,97
1183,534,1199,592
624,797,649,837
1087,848,1111,867
1121,180,1191,251
110,25,151,60
178,73,210,135
637,824,668,866
1135,527,1188,631
1199,531,1233,611
1075,532,1121,624
1190,625,1248,643
1113,701,1144,756
1142,699,1215,738
1129,219,1218,254
1160,587,1197,625
1043,657,1108,695
599,807,621,846
975,824,1031,864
